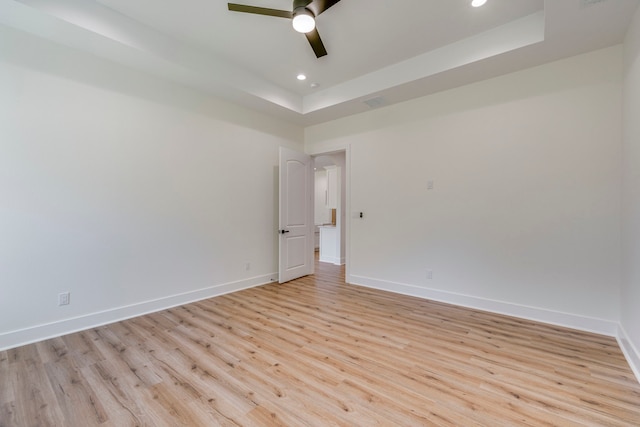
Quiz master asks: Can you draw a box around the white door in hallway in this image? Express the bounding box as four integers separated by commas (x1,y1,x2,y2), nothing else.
279,147,314,283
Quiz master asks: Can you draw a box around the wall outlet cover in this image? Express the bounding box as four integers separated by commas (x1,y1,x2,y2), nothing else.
58,292,70,306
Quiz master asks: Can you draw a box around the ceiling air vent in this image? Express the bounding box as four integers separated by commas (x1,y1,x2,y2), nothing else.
363,96,387,109
580,0,608,7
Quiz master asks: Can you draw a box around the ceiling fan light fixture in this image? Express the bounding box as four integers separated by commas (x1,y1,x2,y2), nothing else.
292,8,315,33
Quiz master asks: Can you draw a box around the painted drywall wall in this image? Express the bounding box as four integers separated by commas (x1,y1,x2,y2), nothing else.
621,6,640,379
306,46,623,335
0,25,303,350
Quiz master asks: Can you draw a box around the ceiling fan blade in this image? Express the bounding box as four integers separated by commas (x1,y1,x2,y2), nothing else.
305,28,327,58
307,0,341,17
228,3,293,18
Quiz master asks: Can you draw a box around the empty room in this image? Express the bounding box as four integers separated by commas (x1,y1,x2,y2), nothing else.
1,0,640,425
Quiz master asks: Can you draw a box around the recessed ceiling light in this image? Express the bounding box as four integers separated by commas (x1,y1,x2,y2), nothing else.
297,74,307,81
471,0,487,7
310,82,319,88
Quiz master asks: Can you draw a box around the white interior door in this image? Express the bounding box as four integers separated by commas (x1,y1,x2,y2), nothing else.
279,147,314,283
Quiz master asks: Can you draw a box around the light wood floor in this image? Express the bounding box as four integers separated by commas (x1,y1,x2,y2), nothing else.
2,258,640,426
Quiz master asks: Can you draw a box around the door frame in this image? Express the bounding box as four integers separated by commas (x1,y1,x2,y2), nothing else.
309,145,351,281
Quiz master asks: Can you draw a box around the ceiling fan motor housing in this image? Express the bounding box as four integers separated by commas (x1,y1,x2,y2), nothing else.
293,0,313,13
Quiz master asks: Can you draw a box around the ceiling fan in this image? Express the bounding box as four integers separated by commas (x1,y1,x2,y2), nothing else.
227,0,342,58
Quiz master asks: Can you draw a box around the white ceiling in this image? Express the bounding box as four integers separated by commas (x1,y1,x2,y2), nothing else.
1,0,638,126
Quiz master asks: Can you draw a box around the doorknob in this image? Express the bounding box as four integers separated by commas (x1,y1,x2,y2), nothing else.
279,229,290,234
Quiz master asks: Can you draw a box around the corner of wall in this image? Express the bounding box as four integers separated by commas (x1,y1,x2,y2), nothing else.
620,1,640,387
617,324,640,384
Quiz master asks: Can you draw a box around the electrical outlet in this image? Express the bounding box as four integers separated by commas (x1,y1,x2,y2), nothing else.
427,180,434,190
58,292,70,306
426,270,433,280
245,262,251,271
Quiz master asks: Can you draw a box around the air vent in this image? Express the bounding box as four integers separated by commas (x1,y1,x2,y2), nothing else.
580,0,608,7
363,96,387,109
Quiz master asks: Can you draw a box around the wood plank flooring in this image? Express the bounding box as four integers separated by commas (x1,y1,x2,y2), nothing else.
1,257,639,426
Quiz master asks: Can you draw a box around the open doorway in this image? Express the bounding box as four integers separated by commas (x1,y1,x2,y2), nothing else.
313,151,346,266
277,147,347,284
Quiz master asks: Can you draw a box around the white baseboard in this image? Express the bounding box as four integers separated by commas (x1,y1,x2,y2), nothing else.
319,255,342,265
5,271,637,385
617,325,640,384
347,274,619,337
0,273,276,351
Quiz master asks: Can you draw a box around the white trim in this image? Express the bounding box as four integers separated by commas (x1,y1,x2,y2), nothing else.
319,255,341,265
617,324,640,384
0,273,275,351
4,270,638,384
308,145,351,275
348,275,619,337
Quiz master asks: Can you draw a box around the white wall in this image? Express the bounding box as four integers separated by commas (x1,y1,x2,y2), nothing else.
621,6,640,379
306,46,623,335
0,25,303,350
